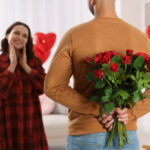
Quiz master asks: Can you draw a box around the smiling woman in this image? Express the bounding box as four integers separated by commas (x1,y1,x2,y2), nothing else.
0,21,48,150
7,26,28,50
1,22,34,59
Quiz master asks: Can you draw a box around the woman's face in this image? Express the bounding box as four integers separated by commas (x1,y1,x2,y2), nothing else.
7,25,29,50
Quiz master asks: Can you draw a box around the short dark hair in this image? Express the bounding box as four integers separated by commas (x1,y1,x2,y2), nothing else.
1,21,34,59
88,0,94,15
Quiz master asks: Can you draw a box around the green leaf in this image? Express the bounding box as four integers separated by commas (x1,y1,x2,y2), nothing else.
143,73,150,83
136,70,140,80
143,72,150,79
110,55,121,66
104,102,115,114
137,80,144,90
102,64,115,81
133,92,141,103
133,55,144,70
116,90,130,100
90,95,100,102
105,88,112,96
95,80,105,89
143,78,150,83
143,82,148,89
139,72,144,78
129,75,136,81
101,96,110,102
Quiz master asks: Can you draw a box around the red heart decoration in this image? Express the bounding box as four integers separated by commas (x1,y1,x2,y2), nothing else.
146,25,150,39
34,46,51,63
33,32,56,63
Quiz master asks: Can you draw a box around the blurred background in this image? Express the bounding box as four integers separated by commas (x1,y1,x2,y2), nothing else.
0,0,150,150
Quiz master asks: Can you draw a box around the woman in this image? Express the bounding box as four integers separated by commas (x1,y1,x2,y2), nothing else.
0,22,48,150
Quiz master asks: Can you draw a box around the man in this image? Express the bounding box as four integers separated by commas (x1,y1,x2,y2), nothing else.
44,0,150,149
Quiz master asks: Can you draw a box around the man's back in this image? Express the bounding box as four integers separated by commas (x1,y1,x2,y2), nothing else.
71,17,150,57
45,17,150,136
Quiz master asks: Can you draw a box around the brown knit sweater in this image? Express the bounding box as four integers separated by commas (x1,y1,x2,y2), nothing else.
44,17,150,135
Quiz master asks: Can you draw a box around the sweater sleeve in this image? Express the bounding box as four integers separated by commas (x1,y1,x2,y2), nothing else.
44,30,99,117
129,38,150,119
28,58,46,96
0,70,15,99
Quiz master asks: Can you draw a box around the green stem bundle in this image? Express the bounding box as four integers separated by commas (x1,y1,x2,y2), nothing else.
107,116,129,148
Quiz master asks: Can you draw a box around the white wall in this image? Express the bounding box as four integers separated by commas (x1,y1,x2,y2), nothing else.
119,0,145,31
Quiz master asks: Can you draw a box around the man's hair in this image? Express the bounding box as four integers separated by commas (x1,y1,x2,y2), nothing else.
88,0,116,16
88,0,94,15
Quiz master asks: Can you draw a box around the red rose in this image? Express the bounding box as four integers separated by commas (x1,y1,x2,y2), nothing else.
126,49,133,56
94,69,105,79
122,56,131,64
147,66,150,72
136,52,147,59
103,51,120,58
97,52,103,57
94,53,103,64
145,56,150,65
110,63,119,72
94,56,100,63
104,51,115,57
101,54,111,64
84,57,92,64
112,52,121,57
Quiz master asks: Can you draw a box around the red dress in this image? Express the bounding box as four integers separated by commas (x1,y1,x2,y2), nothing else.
0,52,48,150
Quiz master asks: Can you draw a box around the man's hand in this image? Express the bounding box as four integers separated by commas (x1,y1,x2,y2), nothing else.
116,108,128,125
98,110,115,131
98,107,128,131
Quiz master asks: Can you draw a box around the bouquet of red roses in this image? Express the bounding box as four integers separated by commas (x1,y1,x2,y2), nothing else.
84,50,150,148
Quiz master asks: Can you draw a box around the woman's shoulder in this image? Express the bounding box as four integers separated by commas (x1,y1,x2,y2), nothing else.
0,51,9,62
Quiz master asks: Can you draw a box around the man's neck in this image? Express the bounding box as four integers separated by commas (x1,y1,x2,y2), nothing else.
95,3,118,18
96,13,118,18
